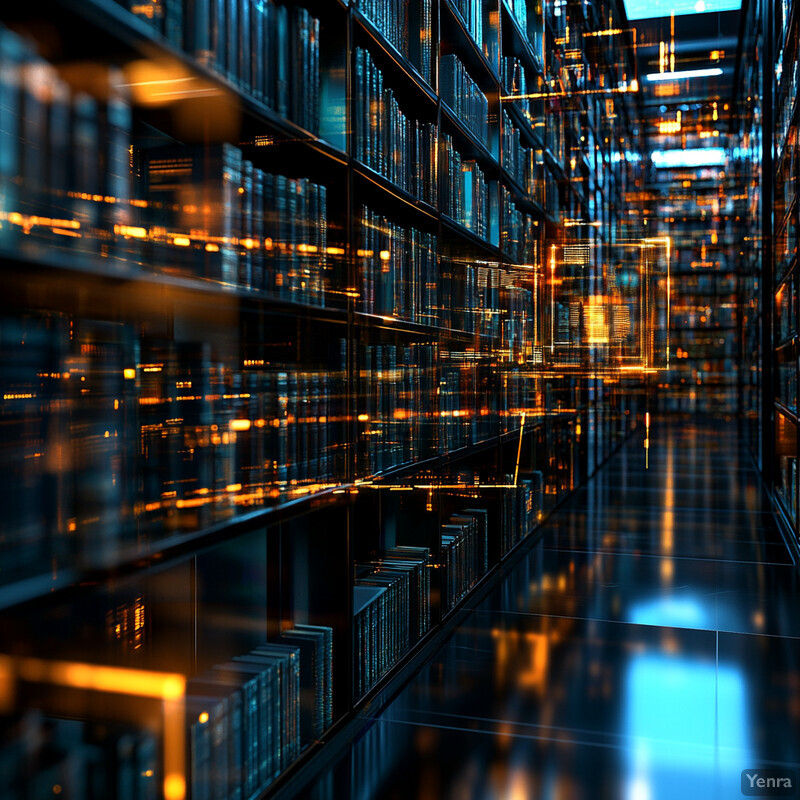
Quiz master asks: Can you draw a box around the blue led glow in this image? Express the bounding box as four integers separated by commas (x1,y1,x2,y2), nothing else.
646,68,723,82
623,0,741,20
628,596,714,629
651,148,727,168
624,653,751,800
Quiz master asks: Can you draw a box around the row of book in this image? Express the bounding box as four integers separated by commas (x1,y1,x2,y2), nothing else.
501,472,542,556
500,185,538,264
502,274,536,361
450,0,484,54
187,626,332,800
506,0,533,37
441,135,490,238
353,546,432,698
0,25,134,259
126,0,321,133
353,48,438,205
358,0,435,85
141,144,330,303
0,24,333,301
357,343,439,475
0,309,545,582
440,507,489,612
0,312,351,576
357,206,438,321
440,54,490,146
502,57,546,144
357,0,408,65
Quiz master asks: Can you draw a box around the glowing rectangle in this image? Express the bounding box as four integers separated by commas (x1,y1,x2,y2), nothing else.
646,68,723,82
650,148,727,168
624,0,740,20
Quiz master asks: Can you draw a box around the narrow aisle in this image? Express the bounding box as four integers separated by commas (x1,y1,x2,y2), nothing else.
308,421,800,800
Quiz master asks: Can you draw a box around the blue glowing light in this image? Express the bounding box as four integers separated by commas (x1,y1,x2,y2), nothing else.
645,68,723,82
623,0,741,20
650,148,727,168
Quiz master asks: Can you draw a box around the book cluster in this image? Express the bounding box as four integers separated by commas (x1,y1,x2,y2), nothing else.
353,546,432,697
187,625,332,800
440,54,490,146
126,0,321,133
142,144,330,303
357,207,439,321
353,48,439,204
441,135,490,238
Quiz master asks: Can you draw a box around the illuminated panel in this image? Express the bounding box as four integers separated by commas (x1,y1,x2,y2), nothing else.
0,656,186,800
645,68,723,82
651,148,727,168
624,647,751,799
623,0,740,20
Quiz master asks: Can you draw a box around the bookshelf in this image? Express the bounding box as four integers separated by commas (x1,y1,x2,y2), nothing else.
735,0,800,558
0,0,644,797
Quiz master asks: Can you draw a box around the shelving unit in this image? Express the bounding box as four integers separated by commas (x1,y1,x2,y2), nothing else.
0,0,644,798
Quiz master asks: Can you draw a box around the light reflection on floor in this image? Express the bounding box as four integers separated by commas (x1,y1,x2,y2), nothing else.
303,422,800,800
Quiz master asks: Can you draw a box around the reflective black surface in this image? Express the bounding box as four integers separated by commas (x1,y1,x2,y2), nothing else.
304,422,800,800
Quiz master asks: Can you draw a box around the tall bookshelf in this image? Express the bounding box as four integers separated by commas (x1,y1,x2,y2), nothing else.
736,0,800,558
0,0,644,797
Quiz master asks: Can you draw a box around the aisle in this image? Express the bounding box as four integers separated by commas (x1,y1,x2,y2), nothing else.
308,422,800,800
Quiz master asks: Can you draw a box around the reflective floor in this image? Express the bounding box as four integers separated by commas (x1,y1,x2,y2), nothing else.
305,422,800,800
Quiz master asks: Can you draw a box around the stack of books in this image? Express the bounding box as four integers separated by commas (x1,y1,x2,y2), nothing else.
353,48,438,203
181,0,320,132
451,0,483,54
441,135,489,238
507,0,528,30
500,186,537,264
440,508,488,612
502,110,522,187
357,342,438,475
352,546,433,698
0,25,136,263
500,271,535,360
357,206,438,322
141,145,329,304
278,624,334,741
186,642,301,800
0,314,350,578
353,567,410,697
439,55,489,146
358,0,408,60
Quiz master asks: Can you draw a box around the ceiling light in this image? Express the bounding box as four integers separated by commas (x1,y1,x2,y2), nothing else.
646,68,723,82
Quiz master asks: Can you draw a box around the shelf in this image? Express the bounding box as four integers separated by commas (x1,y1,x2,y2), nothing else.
499,0,543,77
352,162,440,229
48,0,351,166
775,401,799,425
0,242,356,324
439,214,504,259
0,484,353,612
353,311,484,343
440,100,501,173
352,7,439,112
503,99,546,151
440,0,501,93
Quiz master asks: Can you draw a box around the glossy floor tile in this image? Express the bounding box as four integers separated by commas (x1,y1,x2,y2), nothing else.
302,423,800,800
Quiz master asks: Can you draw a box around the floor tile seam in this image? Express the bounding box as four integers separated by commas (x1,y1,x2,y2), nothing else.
462,608,800,640
362,715,774,760
558,510,772,516
538,547,795,567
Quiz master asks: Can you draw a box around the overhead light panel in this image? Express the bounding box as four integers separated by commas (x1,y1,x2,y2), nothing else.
623,0,741,20
651,148,726,168
646,68,723,82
